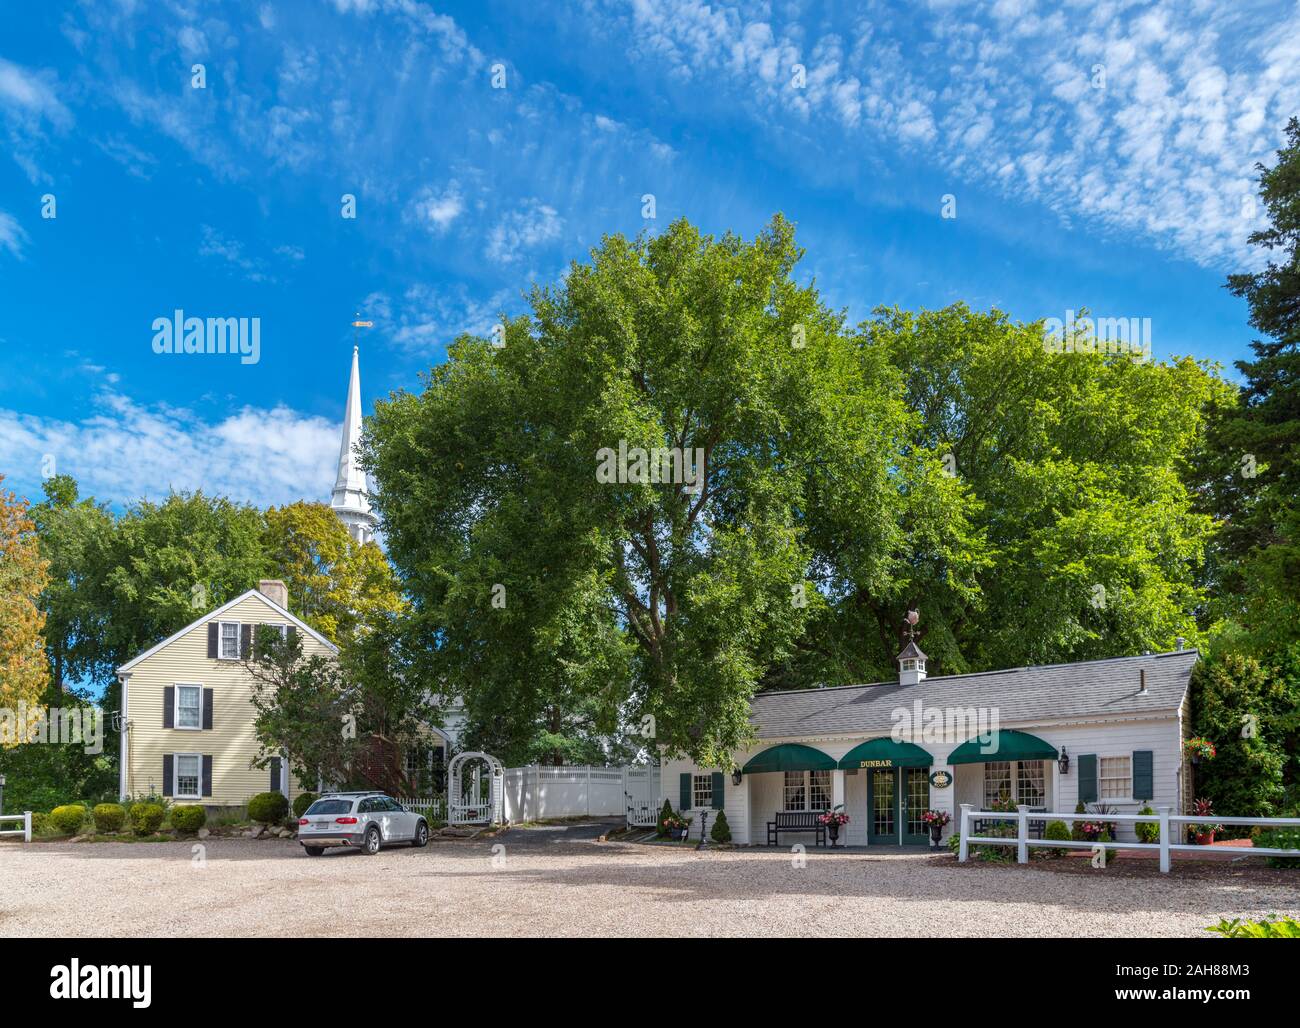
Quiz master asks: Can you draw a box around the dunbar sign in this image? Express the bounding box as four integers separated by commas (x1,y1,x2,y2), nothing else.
929,770,953,789
859,759,893,768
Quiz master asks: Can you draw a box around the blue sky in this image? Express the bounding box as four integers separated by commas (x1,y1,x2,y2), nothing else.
2,0,1297,512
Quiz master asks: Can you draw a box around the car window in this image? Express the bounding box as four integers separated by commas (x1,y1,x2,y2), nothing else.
358,798,375,813
386,798,404,812
304,799,353,816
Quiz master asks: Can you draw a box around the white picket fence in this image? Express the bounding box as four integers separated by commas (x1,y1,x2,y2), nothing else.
0,812,32,842
957,804,1300,873
500,765,633,822
623,765,661,827
399,796,448,822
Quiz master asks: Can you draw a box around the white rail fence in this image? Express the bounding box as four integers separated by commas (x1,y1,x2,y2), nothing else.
957,803,1300,873
0,812,32,842
501,765,629,822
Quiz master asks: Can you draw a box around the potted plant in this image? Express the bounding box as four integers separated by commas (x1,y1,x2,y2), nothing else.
1189,797,1222,845
663,814,690,842
818,808,850,846
921,809,950,849
1184,737,1216,766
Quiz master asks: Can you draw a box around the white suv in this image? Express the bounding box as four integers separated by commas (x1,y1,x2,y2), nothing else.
297,792,431,856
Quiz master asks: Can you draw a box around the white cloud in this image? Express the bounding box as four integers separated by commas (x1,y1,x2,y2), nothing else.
0,390,340,509
0,210,28,259
485,199,563,264
410,181,465,233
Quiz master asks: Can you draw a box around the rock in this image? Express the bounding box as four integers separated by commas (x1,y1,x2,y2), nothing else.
70,835,87,843
197,828,210,839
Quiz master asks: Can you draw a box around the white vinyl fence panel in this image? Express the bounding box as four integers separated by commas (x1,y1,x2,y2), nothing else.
501,765,639,822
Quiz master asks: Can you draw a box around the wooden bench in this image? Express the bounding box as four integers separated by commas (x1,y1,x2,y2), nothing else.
767,811,827,847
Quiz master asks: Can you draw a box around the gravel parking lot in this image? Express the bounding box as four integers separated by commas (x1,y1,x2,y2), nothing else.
3,821,1296,937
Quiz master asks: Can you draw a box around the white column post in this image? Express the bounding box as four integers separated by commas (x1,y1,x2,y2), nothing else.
24,811,32,843
1016,804,1029,863
958,803,972,862
831,769,846,810
1157,804,1171,873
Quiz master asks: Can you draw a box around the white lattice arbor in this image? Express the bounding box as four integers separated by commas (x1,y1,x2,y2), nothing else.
446,751,504,825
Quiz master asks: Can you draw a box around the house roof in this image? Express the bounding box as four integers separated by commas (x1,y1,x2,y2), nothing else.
116,589,339,675
749,649,1197,740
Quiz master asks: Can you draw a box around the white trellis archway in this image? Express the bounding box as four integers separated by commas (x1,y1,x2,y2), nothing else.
446,751,504,825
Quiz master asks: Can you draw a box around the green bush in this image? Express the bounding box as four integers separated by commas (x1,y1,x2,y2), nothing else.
170,805,207,834
1206,916,1300,938
49,804,88,835
30,812,49,834
1134,805,1160,844
247,791,289,824
292,792,318,819
129,802,166,836
1256,827,1300,868
92,803,127,834
656,799,675,838
1044,820,1071,857
1070,801,1088,841
710,809,732,843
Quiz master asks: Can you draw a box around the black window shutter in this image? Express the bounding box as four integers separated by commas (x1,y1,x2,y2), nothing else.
163,754,174,797
270,757,282,793
1078,754,1098,804
711,771,725,810
201,755,213,798
679,772,692,810
287,625,298,645
1132,750,1154,801
163,686,174,728
202,688,213,730
239,623,251,657
207,622,218,658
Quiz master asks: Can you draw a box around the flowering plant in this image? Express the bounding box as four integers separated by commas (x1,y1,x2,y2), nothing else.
818,811,850,826
1189,797,1223,836
662,815,690,831
1184,737,1217,760
921,809,950,827
1079,821,1109,841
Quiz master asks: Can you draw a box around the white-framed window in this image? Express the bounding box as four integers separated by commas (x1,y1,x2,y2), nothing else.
693,774,712,810
782,770,832,811
1099,756,1132,800
983,760,1048,808
219,622,241,659
175,685,202,730
175,753,201,799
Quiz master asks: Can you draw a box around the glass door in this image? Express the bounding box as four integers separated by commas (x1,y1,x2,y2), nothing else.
902,767,931,845
868,768,897,844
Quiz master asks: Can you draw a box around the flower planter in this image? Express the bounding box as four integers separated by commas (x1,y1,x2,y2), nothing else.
929,824,943,850
827,822,840,847
1195,831,1215,846
675,826,689,842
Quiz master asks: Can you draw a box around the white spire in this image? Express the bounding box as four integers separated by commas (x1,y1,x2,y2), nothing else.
330,345,378,546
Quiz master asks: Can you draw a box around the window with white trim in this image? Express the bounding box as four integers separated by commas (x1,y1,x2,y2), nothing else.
782,770,832,811
1099,756,1132,799
983,761,1012,807
219,622,240,659
984,760,1048,807
1017,761,1046,807
692,774,712,810
175,685,201,730
175,754,201,799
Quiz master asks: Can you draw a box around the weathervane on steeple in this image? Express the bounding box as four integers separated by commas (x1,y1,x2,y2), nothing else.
351,311,373,350
897,609,927,685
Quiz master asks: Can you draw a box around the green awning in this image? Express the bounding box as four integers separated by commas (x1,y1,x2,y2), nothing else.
838,737,933,770
947,729,1059,765
743,743,837,774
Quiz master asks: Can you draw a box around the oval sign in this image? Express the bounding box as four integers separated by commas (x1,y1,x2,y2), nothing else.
929,770,953,789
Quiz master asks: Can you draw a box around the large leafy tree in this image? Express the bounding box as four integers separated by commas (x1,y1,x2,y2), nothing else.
0,475,50,724
365,216,962,765
262,501,403,644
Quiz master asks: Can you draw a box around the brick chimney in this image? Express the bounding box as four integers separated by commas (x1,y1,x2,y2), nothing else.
258,579,289,609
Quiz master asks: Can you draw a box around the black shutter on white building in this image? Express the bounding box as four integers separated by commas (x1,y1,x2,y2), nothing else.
202,688,214,730
207,622,218,658
163,754,174,797
163,686,174,728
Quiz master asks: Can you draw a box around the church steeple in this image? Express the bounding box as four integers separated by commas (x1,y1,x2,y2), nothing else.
330,345,378,546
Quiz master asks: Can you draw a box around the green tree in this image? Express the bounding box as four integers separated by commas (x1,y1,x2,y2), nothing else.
364,216,951,765
0,475,50,723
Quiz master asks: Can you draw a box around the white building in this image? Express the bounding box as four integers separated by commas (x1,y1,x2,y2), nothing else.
660,642,1197,846
330,345,379,546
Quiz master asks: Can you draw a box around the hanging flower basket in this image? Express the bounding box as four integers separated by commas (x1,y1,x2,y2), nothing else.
1184,737,1216,765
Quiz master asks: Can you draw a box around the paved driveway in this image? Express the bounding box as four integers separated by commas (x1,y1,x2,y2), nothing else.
2,822,1295,937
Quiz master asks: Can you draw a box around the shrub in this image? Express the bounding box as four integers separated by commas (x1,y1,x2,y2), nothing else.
129,802,166,836
1256,827,1300,868
30,812,49,834
1206,916,1300,938
710,810,732,843
92,803,127,834
49,804,88,835
247,791,289,824
1070,801,1088,841
1134,805,1160,844
656,799,675,838
1044,819,1071,857
292,792,318,819
171,805,207,834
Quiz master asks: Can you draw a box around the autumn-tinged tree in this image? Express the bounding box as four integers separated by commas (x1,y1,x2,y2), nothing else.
0,475,50,729
261,501,403,644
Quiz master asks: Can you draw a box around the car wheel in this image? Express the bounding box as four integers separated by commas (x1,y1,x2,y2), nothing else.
413,820,429,848
304,846,324,857
363,825,381,855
